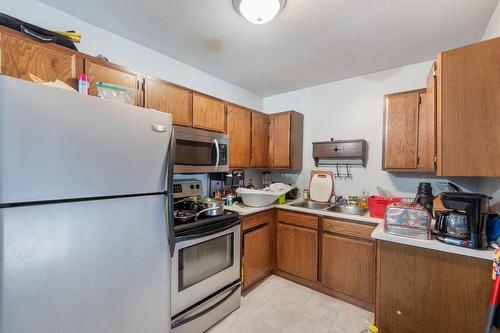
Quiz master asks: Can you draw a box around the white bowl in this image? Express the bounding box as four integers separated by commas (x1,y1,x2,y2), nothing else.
236,188,280,207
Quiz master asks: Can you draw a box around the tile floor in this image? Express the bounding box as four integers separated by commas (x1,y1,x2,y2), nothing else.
207,275,374,333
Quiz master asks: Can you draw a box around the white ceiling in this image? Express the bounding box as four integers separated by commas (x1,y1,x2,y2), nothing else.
40,0,499,96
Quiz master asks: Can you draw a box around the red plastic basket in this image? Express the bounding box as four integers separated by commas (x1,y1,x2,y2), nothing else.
368,195,402,218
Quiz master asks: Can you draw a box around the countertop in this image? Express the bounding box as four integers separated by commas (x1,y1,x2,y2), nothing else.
226,200,495,261
225,200,382,224
371,223,495,261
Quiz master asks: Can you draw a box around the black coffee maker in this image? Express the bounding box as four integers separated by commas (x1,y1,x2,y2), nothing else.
434,192,490,249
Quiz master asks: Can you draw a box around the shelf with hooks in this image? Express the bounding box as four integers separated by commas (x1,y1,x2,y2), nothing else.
313,139,367,178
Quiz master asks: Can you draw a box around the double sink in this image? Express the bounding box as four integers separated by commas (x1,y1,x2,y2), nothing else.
290,200,368,216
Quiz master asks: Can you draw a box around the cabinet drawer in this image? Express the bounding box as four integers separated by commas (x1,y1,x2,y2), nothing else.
277,210,318,230
323,218,375,239
242,209,274,232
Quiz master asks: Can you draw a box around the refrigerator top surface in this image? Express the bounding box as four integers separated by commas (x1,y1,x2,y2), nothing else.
0,76,173,204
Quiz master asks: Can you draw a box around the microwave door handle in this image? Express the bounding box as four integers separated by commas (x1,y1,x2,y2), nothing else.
214,138,220,172
165,128,176,257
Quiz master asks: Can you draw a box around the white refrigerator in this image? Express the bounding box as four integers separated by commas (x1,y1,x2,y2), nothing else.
0,77,174,333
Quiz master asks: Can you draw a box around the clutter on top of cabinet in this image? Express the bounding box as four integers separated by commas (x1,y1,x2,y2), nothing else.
96,82,137,105
29,73,77,92
0,13,78,50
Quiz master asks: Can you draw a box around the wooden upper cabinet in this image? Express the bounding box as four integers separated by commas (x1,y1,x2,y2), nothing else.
436,37,500,176
192,93,225,132
0,30,81,88
383,91,420,169
227,104,251,168
144,78,192,126
269,111,303,170
251,112,270,168
383,89,435,172
85,58,141,105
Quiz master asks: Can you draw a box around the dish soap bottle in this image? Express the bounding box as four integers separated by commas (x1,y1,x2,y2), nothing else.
359,190,368,208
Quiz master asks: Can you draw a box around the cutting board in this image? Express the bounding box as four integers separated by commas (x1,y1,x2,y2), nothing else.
309,171,334,203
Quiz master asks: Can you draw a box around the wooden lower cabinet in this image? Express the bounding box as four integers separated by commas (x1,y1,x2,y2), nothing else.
241,210,274,290
322,233,375,304
243,224,272,289
376,241,496,333
276,222,318,282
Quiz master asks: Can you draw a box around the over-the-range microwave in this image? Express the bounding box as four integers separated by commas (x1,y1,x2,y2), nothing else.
173,125,229,173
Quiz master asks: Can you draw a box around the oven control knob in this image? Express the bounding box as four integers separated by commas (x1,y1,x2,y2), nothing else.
190,185,194,190
195,184,200,189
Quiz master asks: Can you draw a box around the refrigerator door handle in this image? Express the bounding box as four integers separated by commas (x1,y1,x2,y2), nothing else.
165,128,176,256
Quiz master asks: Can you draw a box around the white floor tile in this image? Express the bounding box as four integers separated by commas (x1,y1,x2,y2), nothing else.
208,275,374,333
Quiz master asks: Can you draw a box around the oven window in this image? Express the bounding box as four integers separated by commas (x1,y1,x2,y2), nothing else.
178,234,234,291
175,140,214,166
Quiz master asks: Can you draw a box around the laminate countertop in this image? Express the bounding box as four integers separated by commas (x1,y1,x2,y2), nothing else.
371,223,495,261
225,200,382,224
226,201,495,261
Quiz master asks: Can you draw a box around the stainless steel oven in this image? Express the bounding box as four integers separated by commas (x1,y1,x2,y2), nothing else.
173,126,229,173
171,217,241,332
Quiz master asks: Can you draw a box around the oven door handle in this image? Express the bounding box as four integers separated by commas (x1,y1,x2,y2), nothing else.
176,220,240,242
171,282,241,329
213,138,220,172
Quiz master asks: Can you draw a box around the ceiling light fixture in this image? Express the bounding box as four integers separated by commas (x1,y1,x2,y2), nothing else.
233,0,287,25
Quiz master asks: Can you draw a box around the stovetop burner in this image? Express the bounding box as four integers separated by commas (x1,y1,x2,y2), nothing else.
174,210,239,235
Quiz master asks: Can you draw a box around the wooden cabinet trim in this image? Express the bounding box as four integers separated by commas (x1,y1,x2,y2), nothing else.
277,210,319,230
323,218,375,239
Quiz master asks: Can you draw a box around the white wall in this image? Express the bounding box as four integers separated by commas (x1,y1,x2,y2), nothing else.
264,61,487,200
483,0,500,40
0,0,263,111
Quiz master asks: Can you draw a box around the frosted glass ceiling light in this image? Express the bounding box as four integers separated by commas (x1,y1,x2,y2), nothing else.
233,0,287,25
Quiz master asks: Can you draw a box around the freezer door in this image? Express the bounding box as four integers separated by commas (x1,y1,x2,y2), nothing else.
1,195,170,333
0,76,172,204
